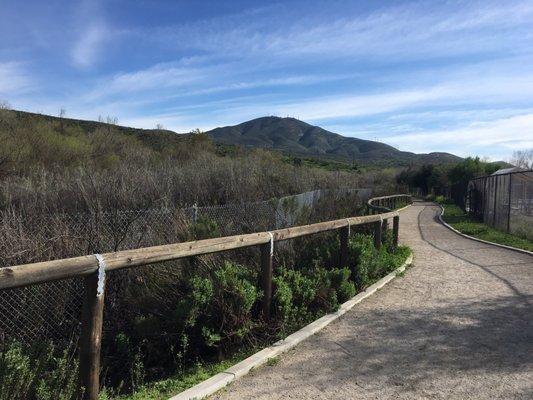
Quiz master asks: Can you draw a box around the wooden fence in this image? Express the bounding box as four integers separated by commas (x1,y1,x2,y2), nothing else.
0,194,412,399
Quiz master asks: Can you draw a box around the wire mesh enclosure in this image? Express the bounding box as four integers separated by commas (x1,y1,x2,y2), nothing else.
0,188,383,399
0,189,412,400
0,188,370,352
466,170,533,240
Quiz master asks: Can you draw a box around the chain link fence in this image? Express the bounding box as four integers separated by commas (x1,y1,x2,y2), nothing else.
0,188,371,352
467,170,533,240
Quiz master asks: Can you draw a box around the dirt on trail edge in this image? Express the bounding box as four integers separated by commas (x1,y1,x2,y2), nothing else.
211,201,533,400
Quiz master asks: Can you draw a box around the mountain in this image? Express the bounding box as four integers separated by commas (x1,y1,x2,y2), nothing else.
206,116,461,166
4,110,461,168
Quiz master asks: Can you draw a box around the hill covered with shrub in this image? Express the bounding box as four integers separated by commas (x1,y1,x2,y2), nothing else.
0,108,397,214
206,116,461,166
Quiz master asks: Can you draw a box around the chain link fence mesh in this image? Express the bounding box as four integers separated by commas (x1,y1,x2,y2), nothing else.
467,171,533,240
0,188,371,354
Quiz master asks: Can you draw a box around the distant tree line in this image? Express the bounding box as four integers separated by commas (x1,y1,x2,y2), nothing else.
510,149,533,170
396,157,501,207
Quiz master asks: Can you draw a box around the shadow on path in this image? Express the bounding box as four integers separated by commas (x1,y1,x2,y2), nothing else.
278,295,533,396
417,204,531,306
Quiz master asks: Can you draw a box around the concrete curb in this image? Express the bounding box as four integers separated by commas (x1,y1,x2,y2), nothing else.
170,253,414,400
437,204,533,257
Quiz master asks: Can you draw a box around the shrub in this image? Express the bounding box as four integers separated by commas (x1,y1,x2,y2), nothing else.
0,341,81,400
434,195,445,204
1,231,411,398
272,264,356,332
347,233,375,289
189,216,221,240
173,260,260,359
272,265,320,332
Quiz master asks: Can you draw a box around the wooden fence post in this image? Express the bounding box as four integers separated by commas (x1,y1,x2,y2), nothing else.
492,176,498,227
79,267,106,400
393,216,400,249
260,242,273,319
339,226,349,268
507,174,512,233
381,218,388,243
373,221,382,250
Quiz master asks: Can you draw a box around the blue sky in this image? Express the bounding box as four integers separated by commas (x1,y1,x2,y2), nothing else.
1,0,533,160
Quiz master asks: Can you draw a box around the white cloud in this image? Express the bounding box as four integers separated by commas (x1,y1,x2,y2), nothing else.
83,57,230,100
73,0,533,127
85,57,354,101
5,0,532,163
104,63,203,93
71,22,107,68
281,88,449,121
192,68,533,124
0,62,32,95
112,88,445,133
382,113,533,158
150,1,533,63
180,74,352,96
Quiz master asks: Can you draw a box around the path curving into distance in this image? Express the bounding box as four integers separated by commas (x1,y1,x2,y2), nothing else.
211,201,533,400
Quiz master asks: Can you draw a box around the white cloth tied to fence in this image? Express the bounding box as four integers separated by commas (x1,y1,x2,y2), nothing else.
267,231,274,256
94,254,107,297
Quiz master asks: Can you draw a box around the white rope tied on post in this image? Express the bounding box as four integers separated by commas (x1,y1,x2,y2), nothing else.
345,218,351,236
267,231,274,256
94,254,107,297
192,203,198,224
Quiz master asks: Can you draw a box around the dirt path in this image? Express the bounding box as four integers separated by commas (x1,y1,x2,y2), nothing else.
212,201,533,399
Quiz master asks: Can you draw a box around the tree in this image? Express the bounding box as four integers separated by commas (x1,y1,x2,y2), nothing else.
446,157,498,208
58,107,66,133
106,116,118,134
0,99,10,109
511,149,533,169
156,123,164,130
106,116,118,125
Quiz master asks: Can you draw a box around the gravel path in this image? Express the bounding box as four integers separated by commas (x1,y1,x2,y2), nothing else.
212,201,533,399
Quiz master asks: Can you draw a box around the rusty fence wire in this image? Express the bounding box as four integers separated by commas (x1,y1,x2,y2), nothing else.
466,170,533,240
0,188,371,350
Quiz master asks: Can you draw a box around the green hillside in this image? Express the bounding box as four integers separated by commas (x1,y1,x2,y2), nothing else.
206,116,461,166
3,109,190,153
1,111,461,171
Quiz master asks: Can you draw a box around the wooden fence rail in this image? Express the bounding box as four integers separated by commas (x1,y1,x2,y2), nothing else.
0,194,412,400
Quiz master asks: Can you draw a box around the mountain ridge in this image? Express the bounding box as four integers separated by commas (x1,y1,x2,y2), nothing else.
206,116,461,166
4,110,462,167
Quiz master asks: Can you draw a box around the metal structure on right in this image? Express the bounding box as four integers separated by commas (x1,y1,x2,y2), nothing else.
466,170,533,240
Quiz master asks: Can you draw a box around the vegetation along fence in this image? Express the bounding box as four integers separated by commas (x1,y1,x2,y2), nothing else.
467,170,533,240
0,193,410,400
0,188,369,353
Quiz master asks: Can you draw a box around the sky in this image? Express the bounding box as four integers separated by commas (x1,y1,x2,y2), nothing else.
1,0,533,161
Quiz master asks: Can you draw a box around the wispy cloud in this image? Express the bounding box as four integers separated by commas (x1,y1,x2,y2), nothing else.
0,62,32,95
2,0,532,161
89,66,352,102
149,1,533,63
92,62,205,96
382,113,533,158
167,67,533,125
71,22,107,69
